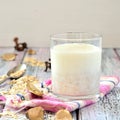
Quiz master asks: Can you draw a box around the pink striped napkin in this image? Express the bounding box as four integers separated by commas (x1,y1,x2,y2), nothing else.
0,76,119,112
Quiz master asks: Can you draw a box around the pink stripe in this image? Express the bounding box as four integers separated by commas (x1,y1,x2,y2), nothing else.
100,85,111,95
0,96,6,101
44,79,52,86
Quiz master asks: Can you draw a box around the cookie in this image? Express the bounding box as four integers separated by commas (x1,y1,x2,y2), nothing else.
27,81,44,96
55,109,72,120
27,49,36,55
26,106,44,120
1,53,16,61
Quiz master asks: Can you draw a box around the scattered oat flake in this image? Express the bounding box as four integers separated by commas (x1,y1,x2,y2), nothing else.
24,57,45,67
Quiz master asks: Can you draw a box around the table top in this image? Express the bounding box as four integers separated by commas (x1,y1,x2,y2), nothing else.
0,47,120,120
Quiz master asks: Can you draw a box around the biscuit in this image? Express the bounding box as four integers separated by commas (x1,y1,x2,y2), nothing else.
27,49,36,55
26,106,44,120
1,53,16,61
55,109,72,120
27,81,43,96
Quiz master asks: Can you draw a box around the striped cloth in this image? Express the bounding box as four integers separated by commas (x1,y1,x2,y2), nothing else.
0,76,119,113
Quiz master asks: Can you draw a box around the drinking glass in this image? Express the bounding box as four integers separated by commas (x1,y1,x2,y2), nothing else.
50,32,102,100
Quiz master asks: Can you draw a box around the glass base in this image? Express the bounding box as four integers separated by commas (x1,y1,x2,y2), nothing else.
52,92,100,101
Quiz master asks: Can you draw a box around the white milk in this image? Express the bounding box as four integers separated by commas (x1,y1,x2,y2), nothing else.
51,43,101,98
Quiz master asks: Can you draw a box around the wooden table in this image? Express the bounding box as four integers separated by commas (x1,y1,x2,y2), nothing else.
0,47,120,120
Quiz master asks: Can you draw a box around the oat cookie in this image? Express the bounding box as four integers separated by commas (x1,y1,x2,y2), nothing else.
55,109,72,120
1,53,16,61
27,49,36,55
27,81,44,96
26,106,44,120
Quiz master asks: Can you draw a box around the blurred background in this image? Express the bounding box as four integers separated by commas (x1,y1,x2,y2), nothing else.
0,0,120,47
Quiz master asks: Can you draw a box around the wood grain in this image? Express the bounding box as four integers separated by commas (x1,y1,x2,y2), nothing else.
0,47,25,75
0,47,120,120
79,48,120,120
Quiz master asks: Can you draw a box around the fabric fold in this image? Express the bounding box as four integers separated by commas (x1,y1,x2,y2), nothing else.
0,76,119,112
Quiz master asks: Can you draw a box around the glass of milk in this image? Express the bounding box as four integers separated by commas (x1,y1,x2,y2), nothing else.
50,32,102,100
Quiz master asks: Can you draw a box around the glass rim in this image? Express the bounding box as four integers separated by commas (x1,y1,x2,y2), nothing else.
50,32,102,41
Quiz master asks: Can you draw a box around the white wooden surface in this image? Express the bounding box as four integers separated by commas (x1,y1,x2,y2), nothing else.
79,48,120,120
0,47,120,120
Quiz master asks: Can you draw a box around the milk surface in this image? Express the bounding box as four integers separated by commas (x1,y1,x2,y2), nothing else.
51,43,101,98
